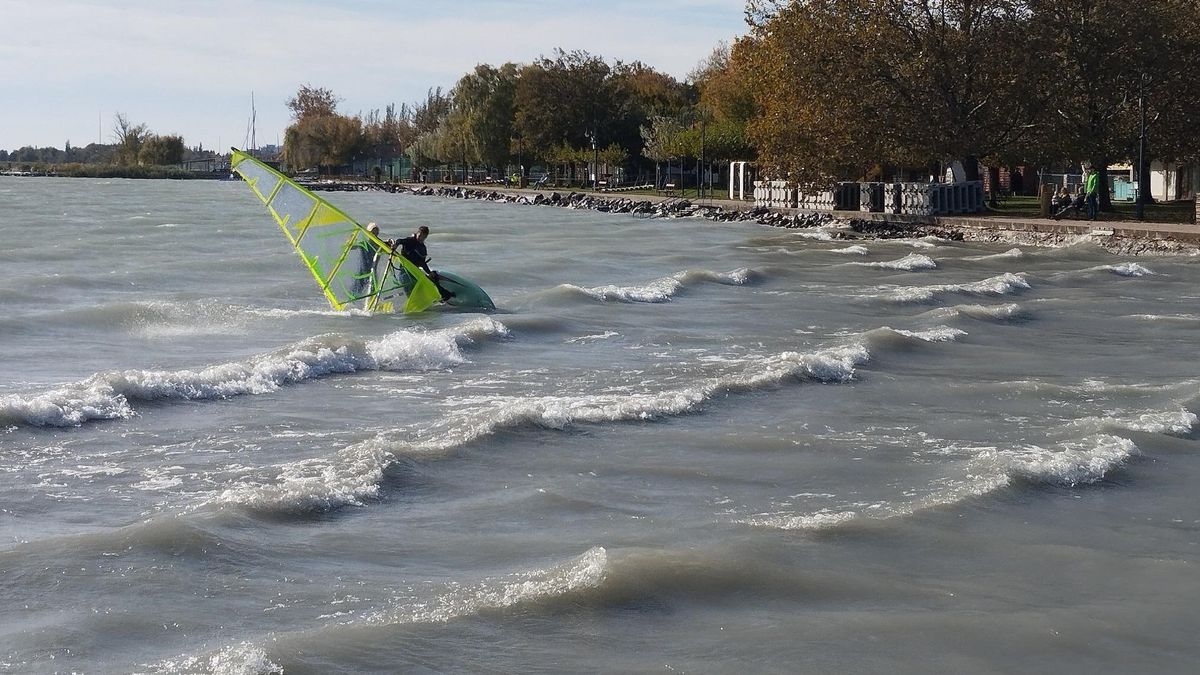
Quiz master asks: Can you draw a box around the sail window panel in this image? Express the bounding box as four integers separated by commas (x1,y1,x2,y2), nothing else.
299,221,359,297
269,182,318,242
235,161,280,203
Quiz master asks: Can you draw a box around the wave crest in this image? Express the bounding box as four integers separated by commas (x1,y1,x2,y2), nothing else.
0,318,508,428
883,272,1029,303
849,253,937,271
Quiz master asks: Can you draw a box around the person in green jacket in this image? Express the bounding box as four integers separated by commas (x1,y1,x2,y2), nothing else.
1084,166,1100,220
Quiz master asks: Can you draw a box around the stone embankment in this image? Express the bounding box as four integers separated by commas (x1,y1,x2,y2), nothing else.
307,181,1197,255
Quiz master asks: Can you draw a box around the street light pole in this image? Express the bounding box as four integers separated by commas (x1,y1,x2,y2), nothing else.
1136,74,1147,221
592,128,598,191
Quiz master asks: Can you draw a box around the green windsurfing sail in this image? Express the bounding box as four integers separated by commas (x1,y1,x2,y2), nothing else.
229,149,441,313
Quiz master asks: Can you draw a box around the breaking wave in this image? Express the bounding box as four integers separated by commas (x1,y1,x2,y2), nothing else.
559,268,754,304
848,253,937,271
882,272,1030,303
829,245,870,255
964,248,1024,261
209,341,872,513
924,303,1028,322
744,433,1141,532
0,317,509,428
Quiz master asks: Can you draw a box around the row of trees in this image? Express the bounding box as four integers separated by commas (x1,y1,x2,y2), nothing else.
3,114,192,167
280,1,1199,204
736,0,1200,199
282,48,754,182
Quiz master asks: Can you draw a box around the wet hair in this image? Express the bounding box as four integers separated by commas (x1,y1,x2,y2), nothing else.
417,226,430,235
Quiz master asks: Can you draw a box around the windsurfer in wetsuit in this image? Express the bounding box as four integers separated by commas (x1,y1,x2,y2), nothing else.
391,225,455,301
352,222,387,297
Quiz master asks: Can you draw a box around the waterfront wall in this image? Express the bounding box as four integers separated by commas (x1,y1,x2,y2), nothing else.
754,180,985,216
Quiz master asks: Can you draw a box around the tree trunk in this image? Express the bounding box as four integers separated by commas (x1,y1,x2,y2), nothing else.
1098,160,1112,211
987,165,1002,208
962,156,981,182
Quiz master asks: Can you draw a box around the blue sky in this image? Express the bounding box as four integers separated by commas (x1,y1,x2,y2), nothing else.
0,0,747,152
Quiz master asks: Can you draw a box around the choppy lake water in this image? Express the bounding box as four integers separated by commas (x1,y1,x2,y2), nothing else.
1,176,1198,674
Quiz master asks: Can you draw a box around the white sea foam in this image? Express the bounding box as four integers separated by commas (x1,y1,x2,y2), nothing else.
363,547,607,626
1102,262,1155,277
1129,313,1200,322
883,272,1030,303
741,509,858,531
744,433,1138,532
927,303,1025,321
1073,408,1198,436
896,237,943,249
211,342,872,513
151,641,282,675
849,253,937,271
0,317,508,428
830,245,870,255
964,248,1024,261
567,268,752,303
797,227,837,241
892,327,968,342
987,434,1139,486
567,331,620,343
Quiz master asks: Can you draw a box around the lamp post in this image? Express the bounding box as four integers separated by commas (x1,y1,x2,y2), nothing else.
1136,73,1147,221
591,129,599,191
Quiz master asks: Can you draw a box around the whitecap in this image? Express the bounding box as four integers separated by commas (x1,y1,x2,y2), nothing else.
849,253,937,271
963,248,1024,261
883,272,1030,303
892,327,968,342
829,245,869,255
0,317,509,428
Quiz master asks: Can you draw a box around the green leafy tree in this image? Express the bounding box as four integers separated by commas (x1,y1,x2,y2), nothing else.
514,50,621,162
1030,0,1200,206
138,134,185,165
449,63,519,169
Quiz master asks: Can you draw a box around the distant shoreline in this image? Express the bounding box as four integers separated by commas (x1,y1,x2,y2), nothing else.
0,166,224,180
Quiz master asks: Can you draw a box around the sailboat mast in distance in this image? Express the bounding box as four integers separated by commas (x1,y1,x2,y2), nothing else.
243,92,257,155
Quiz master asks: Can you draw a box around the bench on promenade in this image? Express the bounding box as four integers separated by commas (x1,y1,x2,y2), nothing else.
659,182,677,197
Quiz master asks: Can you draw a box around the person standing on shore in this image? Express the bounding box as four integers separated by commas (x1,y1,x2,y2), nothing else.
1084,166,1100,220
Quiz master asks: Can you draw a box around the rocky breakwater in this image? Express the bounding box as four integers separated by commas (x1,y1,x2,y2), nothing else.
404,185,848,231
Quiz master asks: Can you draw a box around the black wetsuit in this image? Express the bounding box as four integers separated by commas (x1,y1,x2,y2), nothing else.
397,235,453,300
397,236,431,274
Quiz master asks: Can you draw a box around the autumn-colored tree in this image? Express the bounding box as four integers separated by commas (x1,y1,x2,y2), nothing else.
739,0,1045,187
284,113,364,171
283,85,365,171
111,113,150,166
287,84,341,121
